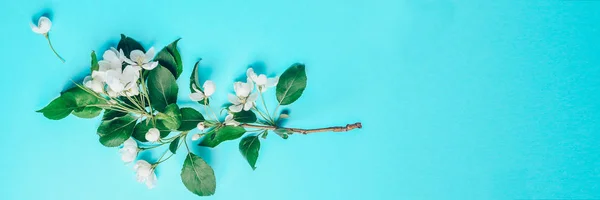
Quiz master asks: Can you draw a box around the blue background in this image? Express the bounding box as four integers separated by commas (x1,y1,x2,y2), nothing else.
1,0,599,199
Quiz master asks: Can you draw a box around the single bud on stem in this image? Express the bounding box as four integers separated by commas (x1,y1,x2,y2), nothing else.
31,16,65,63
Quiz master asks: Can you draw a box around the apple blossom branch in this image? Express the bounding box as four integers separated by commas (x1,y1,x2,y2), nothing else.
241,122,362,134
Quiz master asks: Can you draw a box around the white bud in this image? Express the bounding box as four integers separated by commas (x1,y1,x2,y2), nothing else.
191,134,201,141
279,113,289,119
145,128,160,142
197,122,205,131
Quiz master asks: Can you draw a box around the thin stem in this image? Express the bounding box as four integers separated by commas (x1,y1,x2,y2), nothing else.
252,107,274,125
45,33,65,63
272,103,281,120
258,92,274,122
240,122,363,135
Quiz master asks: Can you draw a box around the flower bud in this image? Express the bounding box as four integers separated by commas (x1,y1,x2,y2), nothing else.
145,128,160,142
191,134,201,141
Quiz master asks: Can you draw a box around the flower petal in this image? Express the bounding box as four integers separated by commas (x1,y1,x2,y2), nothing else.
267,76,279,87
229,104,243,113
228,94,240,104
246,68,257,80
142,61,158,70
243,101,253,111
189,92,205,101
247,92,259,102
145,47,155,62
129,50,145,64
37,16,51,34
255,74,267,85
203,80,215,97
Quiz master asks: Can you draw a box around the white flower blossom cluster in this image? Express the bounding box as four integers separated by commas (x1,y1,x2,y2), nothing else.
83,48,158,97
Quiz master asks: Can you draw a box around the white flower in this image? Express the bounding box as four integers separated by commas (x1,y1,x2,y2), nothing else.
145,128,160,142
83,71,106,93
31,16,52,35
228,93,258,113
191,134,201,141
224,114,240,126
189,81,215,102
247,68,279,92
197,122,205,131
104,65,141,97
228,79,258,112
118,138,138,163
233,79,253,97
124,47,159,70
133,160,157,189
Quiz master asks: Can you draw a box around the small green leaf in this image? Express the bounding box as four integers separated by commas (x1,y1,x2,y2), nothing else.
37,96,76,120
91,51,99,71
178,107,205,131
276,63,307,105
274,129,289,139
233,110,257,123
133,119,170,142
156,104,182,130
117,34,145,57
189,60,209,105
147,65,178,112
181,153,216,196
97,115,137,147
239,136,260,170
155,39,182,79
102,109,126,121
261,131,268,139
199,126,246,148
169,136,180,154
72,106,102,118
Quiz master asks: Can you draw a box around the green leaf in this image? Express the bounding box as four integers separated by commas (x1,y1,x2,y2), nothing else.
62,86,100,112
117,34,145,58
155,39,183,79
102,109,126,121
189,60,209,105
91,51,99,71
276,63,307,105
233,110,257,123
239,136,260,170
169,136,181,154
147,65,178,112
199,126,246,148
72,106,102,118
156,104,182,130
97,115,137,147
133,119,170,142
181,153,216,196
273,129,289,139
37,96,76,120
178,107,205,131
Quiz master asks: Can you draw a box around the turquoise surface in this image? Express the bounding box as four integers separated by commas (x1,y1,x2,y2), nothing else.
1,0,599,199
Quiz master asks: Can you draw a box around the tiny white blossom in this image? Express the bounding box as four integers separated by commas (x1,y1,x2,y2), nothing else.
224,114,240,126
124,47,159,70
118,138,138,163
247,68,279,92
191,134,201,141
228,79,258,113
145,128,160,142
133,160,157,189
197,122,205,131
30,16,52,34
189,81,215,102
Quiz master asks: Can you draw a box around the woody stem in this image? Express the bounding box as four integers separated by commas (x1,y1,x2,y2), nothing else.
240,122,363,134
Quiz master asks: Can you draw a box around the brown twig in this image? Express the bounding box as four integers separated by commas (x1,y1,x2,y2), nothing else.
241,122,362,135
